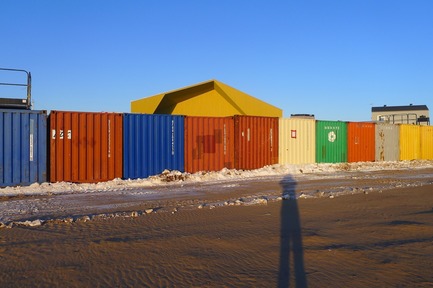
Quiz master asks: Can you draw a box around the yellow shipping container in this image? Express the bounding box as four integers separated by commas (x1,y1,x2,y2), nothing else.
279,118,316,164
399,124,421,160
420,125,433,160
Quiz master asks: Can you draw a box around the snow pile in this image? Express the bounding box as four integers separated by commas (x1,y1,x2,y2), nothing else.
1,160,432,197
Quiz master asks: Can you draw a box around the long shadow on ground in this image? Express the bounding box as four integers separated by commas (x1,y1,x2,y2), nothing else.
278,175,307,287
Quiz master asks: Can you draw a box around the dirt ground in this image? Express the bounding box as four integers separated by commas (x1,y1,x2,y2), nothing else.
0,169,432,287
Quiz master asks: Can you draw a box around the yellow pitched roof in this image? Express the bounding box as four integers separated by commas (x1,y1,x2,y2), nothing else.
131,80,282,117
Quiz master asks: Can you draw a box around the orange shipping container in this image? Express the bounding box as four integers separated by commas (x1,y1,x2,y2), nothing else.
347,122,375,162
184,116,234,173
234,115,279,170
49,111,123,183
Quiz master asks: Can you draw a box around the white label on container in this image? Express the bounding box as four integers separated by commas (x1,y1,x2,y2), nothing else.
270,128,273,151
328,131,337,142
30,119,34,161
223,124,227,156
52,129,56,140
59,130,64,140
108,120,111,158
67,130,72,139
171,120,175,156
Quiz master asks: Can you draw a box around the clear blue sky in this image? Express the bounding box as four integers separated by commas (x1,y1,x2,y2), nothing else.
1,1,432,121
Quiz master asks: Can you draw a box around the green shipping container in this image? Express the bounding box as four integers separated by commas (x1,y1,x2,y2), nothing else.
316,121,348,163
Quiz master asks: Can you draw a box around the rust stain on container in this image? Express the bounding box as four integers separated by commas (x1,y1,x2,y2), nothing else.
49,111,123,183
347,122,375,162
234,115,279,170
184,116,234,173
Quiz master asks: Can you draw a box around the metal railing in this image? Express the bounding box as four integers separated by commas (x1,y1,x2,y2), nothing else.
0,67,32,109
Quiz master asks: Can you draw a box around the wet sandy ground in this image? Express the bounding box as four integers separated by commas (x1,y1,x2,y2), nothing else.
0,169,432,287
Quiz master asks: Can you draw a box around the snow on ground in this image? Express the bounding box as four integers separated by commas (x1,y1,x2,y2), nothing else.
2,160,433,197
1,160,433,227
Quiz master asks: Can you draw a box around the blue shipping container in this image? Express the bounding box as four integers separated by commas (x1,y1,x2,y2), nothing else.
123,114,185,179
0,109,47,187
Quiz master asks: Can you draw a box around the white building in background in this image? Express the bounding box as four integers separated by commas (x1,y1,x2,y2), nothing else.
371,104,430,125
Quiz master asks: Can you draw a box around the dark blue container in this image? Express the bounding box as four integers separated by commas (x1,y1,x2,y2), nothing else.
123,114,185,179
0,109,47,187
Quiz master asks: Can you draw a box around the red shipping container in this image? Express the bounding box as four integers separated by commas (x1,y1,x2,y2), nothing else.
49,111,123,183
234,115,279,170
184,116,234,173
347,122,375,163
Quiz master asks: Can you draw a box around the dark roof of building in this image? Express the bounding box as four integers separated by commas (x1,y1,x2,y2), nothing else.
371,105,429,112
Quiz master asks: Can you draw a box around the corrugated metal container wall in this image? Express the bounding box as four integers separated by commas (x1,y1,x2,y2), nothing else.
399,124,421,160
234,116,279,170
420,125,433,160
123,114,184,179
0,110,47,187
316,121,347,163
279,118,315,164
347,122,375,162
184,116,234,173
49,111,123,183
375,123,399,161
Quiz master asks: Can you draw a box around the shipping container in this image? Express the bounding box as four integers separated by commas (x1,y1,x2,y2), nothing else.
234,115,278,170
399,124,421,160
184,116,234,173
375,123,399,161
0,109,47,187
347,122,375,162
49,111,123,183
123,114,185,179
420,125,433,160
279,118,315,164
316,121,347,163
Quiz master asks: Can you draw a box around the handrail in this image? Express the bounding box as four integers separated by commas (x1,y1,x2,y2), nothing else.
0,67,32,109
